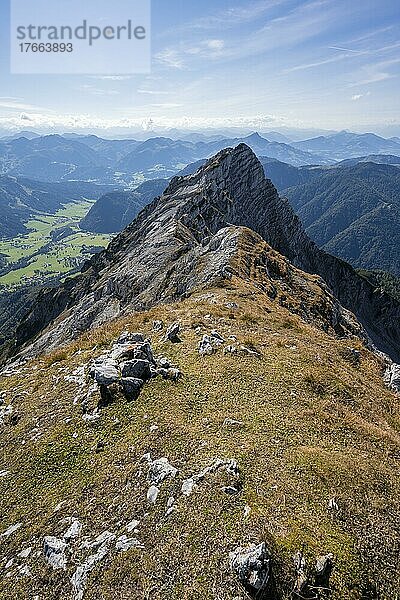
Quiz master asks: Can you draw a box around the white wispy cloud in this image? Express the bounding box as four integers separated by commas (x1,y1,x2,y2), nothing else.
286,40,400,75
155,48,185,69
284,53,353,73
349,57,400,87
329,46,361,53
0,98,52,112
156,0,338,71
0,113,287,133
184,0,291,30
150,103,184,109
78,85,120,96
351,92,371,101
137,89,171,95
90,75,133,81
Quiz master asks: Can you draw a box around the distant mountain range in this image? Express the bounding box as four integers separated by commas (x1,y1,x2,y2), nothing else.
1,131,400,186
0,132,331,185
293,131,400,161
284,162,400,275
80,179,168,234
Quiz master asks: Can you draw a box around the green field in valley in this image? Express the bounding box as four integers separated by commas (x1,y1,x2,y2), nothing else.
0,200,112,287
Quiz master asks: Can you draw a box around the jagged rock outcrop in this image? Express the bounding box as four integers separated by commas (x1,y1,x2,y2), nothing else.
12,145,400,361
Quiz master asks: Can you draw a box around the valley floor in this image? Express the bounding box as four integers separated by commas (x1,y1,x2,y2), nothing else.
0,200,111,288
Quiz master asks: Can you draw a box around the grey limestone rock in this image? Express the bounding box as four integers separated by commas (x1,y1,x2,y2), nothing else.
43,536,68,570
121,359,151,381
229,542,274,598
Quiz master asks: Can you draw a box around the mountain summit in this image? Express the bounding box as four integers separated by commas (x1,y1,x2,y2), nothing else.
13,144,400,361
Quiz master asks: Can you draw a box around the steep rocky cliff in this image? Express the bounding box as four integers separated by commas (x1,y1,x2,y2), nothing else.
13,144,400,361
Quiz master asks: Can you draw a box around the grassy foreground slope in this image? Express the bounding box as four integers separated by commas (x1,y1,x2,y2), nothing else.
0,278,399,599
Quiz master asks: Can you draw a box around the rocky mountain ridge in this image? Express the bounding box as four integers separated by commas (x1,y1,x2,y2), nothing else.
12,144,400,364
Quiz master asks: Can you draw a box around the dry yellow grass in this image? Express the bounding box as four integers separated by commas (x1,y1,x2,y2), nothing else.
0,280,399,599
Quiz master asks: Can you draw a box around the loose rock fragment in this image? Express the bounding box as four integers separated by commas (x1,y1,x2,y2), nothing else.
314,554,334,588
156,367,181,381
165,322,181,343
115,535,144,552
181,458,239,495
121,378,143,401
63,519,82,541
210,330,225,344
199,335,214,356
230,542,275,598
117,331,144,345
147,485,160,504
1,522,22,537
121,359,151,381
43,536,68,570
126,519,140,533
18,547,32,559
224,345,237,355
222,486,239,495
153,320,163,332
223,418,244,428
71,542,110,600
147,457,178,485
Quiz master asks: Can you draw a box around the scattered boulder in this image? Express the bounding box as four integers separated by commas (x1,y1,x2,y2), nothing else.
121,378,143,401
117,331,144,345
1,522,22,537
147,485,159,504
210,330,225,345
87,332,179,406
385,363,400,393
121,359,151,381
165,322,181,343
147,457,178,485
156,356,171,369
153,320,163,332
293,551,334,598
156,367,181,381
226,302,239,309
165,497,175,517
63,519,82,541
71,542,110,600
126,519,140,533
223,418,244,428
43,536,68,570
239,345,261,356
89,360,119,386
199,335,214,356
115,535,144,552
224,345,238,355
181,458,239,496
18,547,32,559
222,486,239,495
314,554,334,588
230,542,275,599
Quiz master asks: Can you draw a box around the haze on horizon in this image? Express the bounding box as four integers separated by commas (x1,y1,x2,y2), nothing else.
0,0,399,137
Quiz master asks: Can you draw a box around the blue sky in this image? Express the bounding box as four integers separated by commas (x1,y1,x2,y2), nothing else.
0,0,399,135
